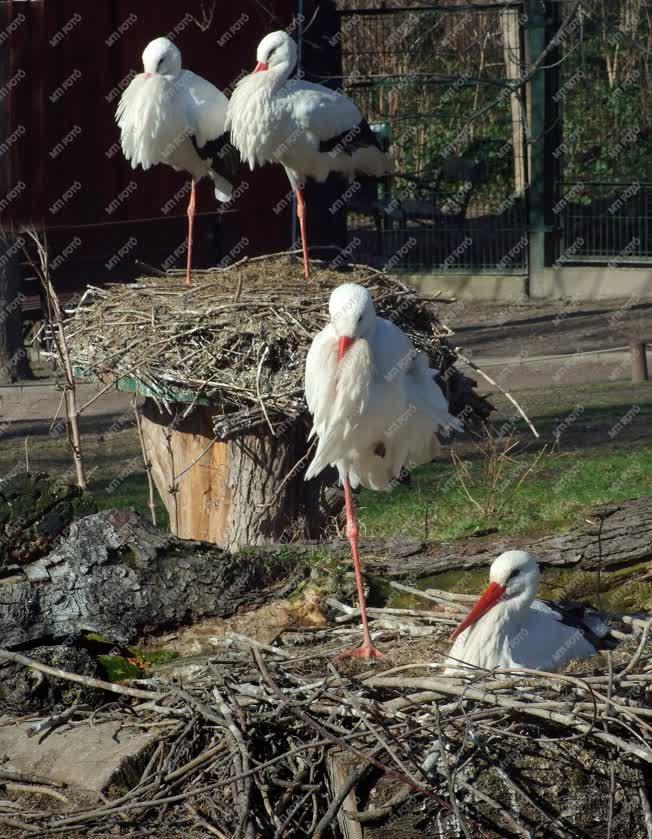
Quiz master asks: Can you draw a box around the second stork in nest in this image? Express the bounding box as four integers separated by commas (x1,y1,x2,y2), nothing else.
226,31,393,279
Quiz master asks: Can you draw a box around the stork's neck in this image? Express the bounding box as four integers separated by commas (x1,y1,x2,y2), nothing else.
252,62,293,96
468,586,533,643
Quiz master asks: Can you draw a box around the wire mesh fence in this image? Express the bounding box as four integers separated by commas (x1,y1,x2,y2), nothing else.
336,0,652,272
555,0,652,264
336,2,529,273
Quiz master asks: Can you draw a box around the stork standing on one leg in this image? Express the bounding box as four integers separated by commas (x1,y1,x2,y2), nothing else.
116,37,239,287
304,284,463,659
225,31,393,278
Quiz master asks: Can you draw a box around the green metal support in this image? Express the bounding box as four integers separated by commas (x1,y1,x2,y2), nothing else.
525,0,546,296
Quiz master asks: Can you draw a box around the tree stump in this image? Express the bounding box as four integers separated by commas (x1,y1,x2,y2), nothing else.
140,399,333,550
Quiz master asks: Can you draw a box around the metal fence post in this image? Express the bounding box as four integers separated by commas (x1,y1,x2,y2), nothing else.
525,0,546,297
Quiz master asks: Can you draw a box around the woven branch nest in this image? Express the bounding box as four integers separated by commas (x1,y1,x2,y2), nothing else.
66,255,492,439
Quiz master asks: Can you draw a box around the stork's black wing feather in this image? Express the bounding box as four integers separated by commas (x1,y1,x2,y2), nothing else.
319,118,381,155
191,131,240,184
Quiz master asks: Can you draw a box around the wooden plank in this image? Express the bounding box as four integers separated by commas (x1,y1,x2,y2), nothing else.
325,752,364,839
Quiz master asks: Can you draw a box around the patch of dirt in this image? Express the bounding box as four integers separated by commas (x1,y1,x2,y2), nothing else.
447,298,652,357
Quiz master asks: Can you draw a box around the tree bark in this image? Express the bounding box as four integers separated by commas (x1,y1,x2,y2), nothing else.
140,399,336,550
367,496,652,578
0,240,31,384
1,508,307,650
3,497,649,651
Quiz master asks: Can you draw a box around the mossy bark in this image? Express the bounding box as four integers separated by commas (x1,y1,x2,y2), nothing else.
0,471,96,571
1,508,307,649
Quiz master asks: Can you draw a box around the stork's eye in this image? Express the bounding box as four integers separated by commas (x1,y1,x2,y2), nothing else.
507,569,520,582
357,314,363,324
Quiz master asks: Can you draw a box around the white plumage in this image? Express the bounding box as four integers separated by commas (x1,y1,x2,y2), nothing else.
303,284,462,660
226,31,393,277
445,551,597,674
116,37,235,201
116,37,238,287
305,284,462,491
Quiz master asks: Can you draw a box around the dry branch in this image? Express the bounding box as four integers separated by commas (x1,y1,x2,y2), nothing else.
20,227,87,488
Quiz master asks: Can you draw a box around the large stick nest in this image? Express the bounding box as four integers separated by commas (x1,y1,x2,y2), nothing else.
4,624,651,838
65,256,492,439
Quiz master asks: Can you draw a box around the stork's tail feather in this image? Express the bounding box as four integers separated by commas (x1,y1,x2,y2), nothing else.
351,146,393,178
305,447,329,482
209,171,233,203
210,133,240,202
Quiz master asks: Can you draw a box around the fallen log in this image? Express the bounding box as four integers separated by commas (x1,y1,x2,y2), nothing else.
366,495,652,577
2,496,650,651
0,508,307,649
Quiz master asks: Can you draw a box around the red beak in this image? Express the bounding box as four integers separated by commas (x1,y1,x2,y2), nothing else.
253,61,268,73
338,336,355,360
450,581,505,640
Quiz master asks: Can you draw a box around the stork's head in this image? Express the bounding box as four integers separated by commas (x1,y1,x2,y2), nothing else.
253,31,297,75
142,37,182,78
328,283,376,360
450,550,539,640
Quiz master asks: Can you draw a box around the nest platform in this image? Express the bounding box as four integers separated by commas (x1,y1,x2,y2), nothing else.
66,255,491,440
65,256,492,549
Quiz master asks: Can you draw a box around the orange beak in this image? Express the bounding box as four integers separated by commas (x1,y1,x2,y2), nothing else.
253,61,268,73
338,336,355,360
450,581,505,640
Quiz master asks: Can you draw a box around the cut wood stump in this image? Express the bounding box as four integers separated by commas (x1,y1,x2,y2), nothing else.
140,400,333,550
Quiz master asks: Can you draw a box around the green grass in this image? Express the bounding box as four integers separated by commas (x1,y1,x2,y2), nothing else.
357,442,652,543
92,474,169,528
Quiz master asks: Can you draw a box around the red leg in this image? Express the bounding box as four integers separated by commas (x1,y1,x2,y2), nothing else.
295,187,310,279
185,179,196,288
337,475,383,661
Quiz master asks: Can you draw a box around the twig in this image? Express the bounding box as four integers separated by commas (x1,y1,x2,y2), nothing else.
21,227,87,488
313,748,381,838
456,351,539,438
434,705,473,839
256,345,276,436
132,398,157,526
27,704,86,740
4,782,71,805
0,816,40,834
621,616,652,676
639,771,652,839
349,784,411,823
226,632,291,659
211,686,255,839
0,648,165,701
365,676,652,762
253,648,453,807
186,801,229,838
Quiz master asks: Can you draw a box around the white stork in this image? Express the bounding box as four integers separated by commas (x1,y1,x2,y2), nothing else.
445,550,598,674
226,31,393,278
304,283,463,659
116,37,238,287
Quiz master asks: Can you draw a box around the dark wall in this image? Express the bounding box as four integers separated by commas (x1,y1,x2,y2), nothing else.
0,0,341,295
